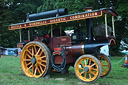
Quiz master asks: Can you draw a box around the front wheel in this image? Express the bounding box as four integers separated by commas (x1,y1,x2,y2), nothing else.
74,55,101,83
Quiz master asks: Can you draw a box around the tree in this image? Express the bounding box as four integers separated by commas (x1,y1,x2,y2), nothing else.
0,0,19,47
0,0,45,47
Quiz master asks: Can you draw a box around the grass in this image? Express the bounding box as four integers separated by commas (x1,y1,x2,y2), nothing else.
0,55,128,85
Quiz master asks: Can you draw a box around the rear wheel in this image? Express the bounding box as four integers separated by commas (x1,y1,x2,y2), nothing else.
99,53,111,77
74,55,101,83
21,41,51,78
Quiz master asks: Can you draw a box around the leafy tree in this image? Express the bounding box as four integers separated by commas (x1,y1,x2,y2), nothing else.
0,0,18,47
0,0,45,47
111,0,128,55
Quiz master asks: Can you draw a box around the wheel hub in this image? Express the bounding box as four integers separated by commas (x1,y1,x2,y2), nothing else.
84,67,89,72
31,55,36,66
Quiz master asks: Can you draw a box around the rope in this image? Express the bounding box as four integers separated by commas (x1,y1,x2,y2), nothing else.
112,56,125,64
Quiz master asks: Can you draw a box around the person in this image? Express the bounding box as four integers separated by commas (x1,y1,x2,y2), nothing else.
14,49,18,57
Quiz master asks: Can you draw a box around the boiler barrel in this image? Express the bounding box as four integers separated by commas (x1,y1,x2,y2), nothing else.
28,8,68,21
65,42,109,57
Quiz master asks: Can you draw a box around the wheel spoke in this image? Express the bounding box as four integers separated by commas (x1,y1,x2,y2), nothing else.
32,67,34,74
102,65,108,67
80,71,85,75
39,49,44,56
84,72,87,78
80,63,85,67
26,53,32,59
41,60,46,63
38,62,46,67
37,66,41,74
34,45,37,54
89,73,91,79
34,67,37,76
84,60,87,66
102,60,107,64
40,66,44,73
37,56,46,60
90,63,96,67
36,48,41,56
27,64,33,71
79,67,84,70
89,59,92,66
26,49,32,56
90,71,96,76
27,62,32,66
32,47,34,56
100,57,103,63
91,68,98,71
102,67,106,71
23,59,31,62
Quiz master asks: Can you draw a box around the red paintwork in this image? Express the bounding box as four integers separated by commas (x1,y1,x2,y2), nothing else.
65,45,83,57
49,36,75,64
49,36,71,50
48,36,85,64
54,51,74,64
102,9,118,18
54,47,62,51
110,39,116,45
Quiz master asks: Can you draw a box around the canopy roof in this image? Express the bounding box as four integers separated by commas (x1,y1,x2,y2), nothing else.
9,8,118,30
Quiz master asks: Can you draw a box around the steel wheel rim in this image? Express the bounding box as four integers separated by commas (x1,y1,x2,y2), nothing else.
75,57,99,82
99,54,110,76
21,43,47,78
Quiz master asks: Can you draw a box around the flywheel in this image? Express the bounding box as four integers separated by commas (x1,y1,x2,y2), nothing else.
21,41,51,78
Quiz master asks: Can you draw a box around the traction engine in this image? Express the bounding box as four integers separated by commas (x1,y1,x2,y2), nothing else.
9,7,118,83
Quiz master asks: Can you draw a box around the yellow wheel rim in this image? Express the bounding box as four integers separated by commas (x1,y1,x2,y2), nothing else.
21,43,47,78
99,54,110,77
75,56,99,82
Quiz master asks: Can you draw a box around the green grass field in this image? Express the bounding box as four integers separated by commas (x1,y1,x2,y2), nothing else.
0,55,128,85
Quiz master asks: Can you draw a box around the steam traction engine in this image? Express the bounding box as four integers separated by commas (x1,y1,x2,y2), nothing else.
9,7,118,83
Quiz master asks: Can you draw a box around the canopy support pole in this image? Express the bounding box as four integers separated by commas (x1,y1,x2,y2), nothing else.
112,16,115,37
19,29,22,42
105,14,108,37
51,25,53,38
28,28,30,41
